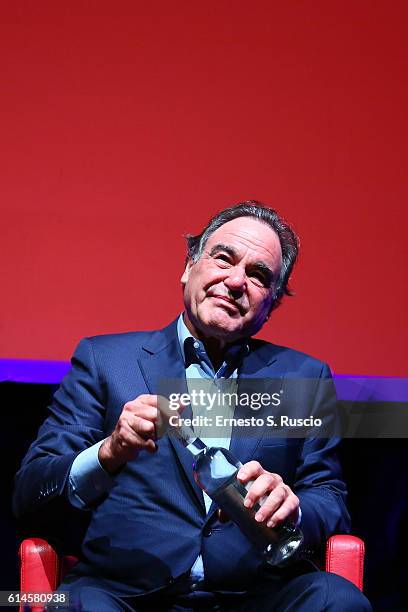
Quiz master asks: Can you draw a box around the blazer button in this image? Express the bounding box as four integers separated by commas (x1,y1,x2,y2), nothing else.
203,528,212,537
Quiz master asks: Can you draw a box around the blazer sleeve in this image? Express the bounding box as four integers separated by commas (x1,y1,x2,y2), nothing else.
294,363,351,552
13,337,107,518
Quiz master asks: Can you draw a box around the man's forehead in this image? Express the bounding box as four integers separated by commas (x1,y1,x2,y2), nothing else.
205,218,282,263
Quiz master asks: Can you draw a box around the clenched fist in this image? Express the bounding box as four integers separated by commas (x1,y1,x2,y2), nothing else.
99,395,161,474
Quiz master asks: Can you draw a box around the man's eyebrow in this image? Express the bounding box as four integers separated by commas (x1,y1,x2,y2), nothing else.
252,261,275,283
208,244,238,258
208,244,276,282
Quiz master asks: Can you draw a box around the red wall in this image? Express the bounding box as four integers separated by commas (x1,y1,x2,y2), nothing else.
1,1,407,375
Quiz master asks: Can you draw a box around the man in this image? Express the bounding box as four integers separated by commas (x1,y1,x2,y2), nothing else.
14,201,371,610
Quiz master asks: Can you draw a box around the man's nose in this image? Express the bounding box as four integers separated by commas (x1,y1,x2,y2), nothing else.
224,267,247,292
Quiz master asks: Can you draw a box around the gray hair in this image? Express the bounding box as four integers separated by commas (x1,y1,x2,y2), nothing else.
185,200,299,311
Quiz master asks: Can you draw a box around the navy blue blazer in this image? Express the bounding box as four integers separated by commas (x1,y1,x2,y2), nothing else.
13,318,350,593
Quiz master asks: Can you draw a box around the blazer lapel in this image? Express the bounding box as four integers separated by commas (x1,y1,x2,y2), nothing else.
230,341,283,465
138,319,205,512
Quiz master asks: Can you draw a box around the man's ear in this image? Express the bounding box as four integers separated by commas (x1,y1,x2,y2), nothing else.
181,259,194,286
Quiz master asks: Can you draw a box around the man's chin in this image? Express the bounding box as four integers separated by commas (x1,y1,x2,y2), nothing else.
197,315,245,341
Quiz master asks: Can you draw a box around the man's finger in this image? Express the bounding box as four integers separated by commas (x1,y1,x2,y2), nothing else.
137,394,159,406
129,414,157,438
122,395,159,414
237,461,264,482
243,473,282,508
253,484,290,521
126,404,158,422
265,494,300,528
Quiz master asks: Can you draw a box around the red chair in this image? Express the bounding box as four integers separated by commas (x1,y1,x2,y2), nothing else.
19,535,365,612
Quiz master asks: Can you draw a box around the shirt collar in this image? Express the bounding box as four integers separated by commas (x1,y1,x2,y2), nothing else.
177,313,196,364
177,313,249,374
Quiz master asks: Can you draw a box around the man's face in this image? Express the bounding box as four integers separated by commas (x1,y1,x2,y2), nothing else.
181,217,283,342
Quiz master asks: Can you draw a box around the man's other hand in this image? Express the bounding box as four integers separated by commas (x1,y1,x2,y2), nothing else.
237,460,300,528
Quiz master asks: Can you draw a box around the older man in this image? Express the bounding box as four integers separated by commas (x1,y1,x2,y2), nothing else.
14,202,371,610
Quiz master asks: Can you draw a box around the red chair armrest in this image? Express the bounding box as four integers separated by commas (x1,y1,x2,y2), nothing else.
19,538,79,611
326,534,365,591
19,538,60,612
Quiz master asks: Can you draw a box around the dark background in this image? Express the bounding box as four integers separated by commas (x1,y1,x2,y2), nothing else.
2,381,407,611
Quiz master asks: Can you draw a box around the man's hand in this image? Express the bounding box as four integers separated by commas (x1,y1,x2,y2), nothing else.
237,460,300,528
99,395,160,475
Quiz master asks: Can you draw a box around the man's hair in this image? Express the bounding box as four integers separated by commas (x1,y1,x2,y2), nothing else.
185,200,299,312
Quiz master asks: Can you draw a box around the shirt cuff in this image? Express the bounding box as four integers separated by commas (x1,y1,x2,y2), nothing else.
68,439,116,509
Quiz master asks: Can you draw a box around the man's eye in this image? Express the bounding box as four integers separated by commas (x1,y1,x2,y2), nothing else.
250,272,269,287
215,254,231,263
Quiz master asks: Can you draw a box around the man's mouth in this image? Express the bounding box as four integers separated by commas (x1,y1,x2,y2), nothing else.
209,294,243,314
